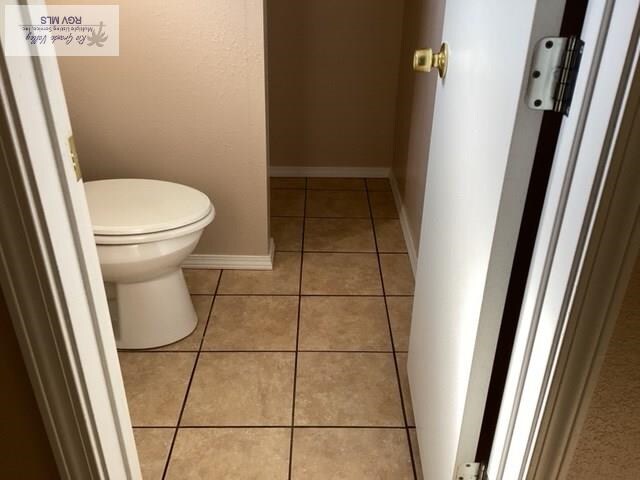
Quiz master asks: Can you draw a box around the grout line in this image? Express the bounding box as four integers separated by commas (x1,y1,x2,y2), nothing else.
295,188,369,192
270,215,400,220
365,180,418,480
192,292,414,298
132,425,176,429
304,189,367,192
135,424,409,429
288,178,307,480
160,278,220,479
305,215,399,219
276,250,409,254
121,349,409,354
191,292,300,297
271,214,396,219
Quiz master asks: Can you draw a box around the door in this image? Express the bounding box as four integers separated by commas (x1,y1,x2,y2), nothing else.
1,1,140,477
408,1,567,478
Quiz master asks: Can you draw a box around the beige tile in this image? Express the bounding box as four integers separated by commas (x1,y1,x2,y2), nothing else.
152,296,212,352
166,428,290,479
369,191,399,218
366,178,392,192
306,190,370,218
380,254,415,295
307,177,365,190
271,177,306,189
295,352,404,426
299,297,391,351
183,269,221,295
272,217,303,251
218,252,301,295
291,428,413,479
119,352,196,426
374,218,407,253
181,352,294,426
396,353,414,426
271,189,305,216
409,429,424,479
304,218,375,252
133,428,174,479
302,253,382,295
387,296,413,352
203,296,298,351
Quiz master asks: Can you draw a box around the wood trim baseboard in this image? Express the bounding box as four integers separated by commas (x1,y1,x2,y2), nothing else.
183,238,275,270
389,174,418,275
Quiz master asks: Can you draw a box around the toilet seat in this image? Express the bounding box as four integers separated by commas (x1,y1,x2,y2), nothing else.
93,207,214,245
85,179,215,245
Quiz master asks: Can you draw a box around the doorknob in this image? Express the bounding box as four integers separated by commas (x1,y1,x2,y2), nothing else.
413,43,448,78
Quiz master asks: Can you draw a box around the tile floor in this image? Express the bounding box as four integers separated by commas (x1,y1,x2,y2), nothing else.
120,177,423,479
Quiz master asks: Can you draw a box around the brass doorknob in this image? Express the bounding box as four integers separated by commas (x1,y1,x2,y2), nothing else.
413,43,448,78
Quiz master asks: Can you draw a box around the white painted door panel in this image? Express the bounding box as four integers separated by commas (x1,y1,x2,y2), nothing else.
1,2,140,477
407,1,565,478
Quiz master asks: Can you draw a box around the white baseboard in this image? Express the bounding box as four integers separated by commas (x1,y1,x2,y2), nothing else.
184,171,417,276
270,166,390,178
389,174,418,276
183,238,275,270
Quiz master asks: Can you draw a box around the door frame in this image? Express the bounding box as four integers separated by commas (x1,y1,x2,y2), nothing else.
0,2,638,480
488,0,640,478
0,3,140,478
528,47,640,479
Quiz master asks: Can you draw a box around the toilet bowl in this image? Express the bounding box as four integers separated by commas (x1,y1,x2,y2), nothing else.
85,179,214,349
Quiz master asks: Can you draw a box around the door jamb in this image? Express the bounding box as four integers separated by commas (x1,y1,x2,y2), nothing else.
528,30,640,480
487,1,640,477
0,8,140,479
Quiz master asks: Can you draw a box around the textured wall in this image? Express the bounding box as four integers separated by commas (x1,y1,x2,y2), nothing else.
267,0,405,169
0,289,59,478
567,252,640,479
55,0,270,256
391,0,444,252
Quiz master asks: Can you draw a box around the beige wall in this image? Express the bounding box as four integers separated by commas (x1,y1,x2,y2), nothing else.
55,0,270,256
567,252,640,479
0,289,60,479
391,0,444,251
267,0,405,169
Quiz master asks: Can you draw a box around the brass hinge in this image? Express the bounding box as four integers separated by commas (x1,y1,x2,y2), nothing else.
68,135,82,181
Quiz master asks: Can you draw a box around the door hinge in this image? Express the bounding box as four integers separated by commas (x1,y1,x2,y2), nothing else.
525,35,584,116
455,462,487,480
68,134,82,181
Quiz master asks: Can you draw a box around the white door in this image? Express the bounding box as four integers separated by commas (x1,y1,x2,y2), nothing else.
1,2,140,477
408,1,567,478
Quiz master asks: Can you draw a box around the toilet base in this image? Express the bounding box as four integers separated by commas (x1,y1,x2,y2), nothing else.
108,269,197,349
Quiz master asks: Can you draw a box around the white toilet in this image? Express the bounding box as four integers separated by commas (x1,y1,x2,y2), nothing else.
85,179,215,349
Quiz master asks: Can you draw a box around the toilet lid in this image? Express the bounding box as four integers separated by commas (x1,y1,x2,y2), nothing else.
85,179,213,236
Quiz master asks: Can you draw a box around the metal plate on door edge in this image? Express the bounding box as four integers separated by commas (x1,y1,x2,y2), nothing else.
525,36,584,116
526,37,569,112
455,462,487,480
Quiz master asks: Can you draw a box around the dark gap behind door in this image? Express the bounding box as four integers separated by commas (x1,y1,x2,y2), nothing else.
475,0,589,463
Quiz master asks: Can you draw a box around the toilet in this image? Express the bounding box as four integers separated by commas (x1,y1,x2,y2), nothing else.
84,179,215,349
